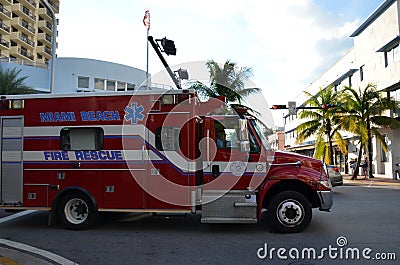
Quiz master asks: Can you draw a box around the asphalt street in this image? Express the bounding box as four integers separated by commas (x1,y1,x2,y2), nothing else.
0,180,399,265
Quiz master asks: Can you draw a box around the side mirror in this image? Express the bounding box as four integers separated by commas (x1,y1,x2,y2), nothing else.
240,141,250,152
238,119,249,141
238,119,250,152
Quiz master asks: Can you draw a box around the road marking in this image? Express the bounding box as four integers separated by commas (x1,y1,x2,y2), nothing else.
0,239,78,265
0,210,36,224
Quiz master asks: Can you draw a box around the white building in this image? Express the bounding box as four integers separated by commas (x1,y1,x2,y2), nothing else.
285,0,400,178
0,57,149,93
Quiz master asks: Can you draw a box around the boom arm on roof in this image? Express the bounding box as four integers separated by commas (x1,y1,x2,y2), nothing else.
148,36,181,89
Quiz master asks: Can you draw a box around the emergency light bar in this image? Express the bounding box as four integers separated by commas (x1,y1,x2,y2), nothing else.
0,99,24,109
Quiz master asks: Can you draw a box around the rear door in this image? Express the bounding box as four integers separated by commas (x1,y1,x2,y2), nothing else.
0,116,24,205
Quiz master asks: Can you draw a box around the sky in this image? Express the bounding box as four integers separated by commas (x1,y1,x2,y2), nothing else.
56,0,385,127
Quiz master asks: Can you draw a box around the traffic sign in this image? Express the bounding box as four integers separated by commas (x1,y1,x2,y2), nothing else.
288,101,297,115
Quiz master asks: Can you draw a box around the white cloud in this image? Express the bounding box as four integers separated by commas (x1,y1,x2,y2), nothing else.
57,0,362,126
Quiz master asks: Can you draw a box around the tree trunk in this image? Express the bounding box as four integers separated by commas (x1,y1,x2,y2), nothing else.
326,119,334,165
329,135,334,165
367,118,374,178
351,142,363,180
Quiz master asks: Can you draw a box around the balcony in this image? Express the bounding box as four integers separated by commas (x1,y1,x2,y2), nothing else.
12,3,36,23
0,38,9,48
37,45,52,59
20,0,37,9
37,20,52,35
38,7,52,21
48,0,59,13
11,17,35,36
37,32,52,46
11,32,35,48
0,5,12,20
0,21,10,34
10,46,34,61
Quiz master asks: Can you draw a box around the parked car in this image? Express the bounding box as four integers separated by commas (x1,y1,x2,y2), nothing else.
327,165,343,187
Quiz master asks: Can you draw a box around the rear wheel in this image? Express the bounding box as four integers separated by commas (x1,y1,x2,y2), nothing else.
267,191,312,233
57,192,98,230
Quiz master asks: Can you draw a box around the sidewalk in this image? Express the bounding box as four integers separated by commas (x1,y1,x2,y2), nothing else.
0,211,77,265
0,245,53,265
342,174,400,187
0,239,78,265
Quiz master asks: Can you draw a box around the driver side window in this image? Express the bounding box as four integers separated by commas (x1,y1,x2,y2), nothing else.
214,120,239,149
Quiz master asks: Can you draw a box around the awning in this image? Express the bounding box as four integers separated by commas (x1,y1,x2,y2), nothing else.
377,35,400,52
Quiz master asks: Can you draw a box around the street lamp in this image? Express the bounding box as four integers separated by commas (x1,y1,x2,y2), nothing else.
39,0,57,94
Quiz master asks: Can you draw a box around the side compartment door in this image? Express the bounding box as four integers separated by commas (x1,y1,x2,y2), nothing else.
145,112,192,210
0,117,24,205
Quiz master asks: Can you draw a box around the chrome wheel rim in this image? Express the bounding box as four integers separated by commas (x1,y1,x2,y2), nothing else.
276,199,304,227
64,198,88,225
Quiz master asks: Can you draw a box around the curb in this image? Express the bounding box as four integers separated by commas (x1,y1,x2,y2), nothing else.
0,239,78,265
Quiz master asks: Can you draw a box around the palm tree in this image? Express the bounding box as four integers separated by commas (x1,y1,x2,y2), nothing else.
193,60,261,104
0,67,36,95
296,86,347,165
341,84,399,179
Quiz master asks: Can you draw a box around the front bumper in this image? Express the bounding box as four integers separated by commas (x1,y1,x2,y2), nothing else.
318,190,333,211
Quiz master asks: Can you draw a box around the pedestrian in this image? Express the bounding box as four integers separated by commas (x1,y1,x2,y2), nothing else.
349,159,356,175
360,158,368,179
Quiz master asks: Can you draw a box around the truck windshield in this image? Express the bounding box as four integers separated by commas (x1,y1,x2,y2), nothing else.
250,119,271,151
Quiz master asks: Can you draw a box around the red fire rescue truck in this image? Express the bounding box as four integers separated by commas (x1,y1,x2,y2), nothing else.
0,89,332,233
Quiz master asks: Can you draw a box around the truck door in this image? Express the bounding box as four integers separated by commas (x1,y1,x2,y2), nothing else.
0,116,24,206
203,116,252,190
200,115,260,223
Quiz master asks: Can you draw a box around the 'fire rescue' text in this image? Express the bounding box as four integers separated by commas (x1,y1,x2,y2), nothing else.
44,151,123,161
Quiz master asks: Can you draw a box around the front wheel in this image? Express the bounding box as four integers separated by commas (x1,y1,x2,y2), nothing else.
267,191,312,233
57,192,98,230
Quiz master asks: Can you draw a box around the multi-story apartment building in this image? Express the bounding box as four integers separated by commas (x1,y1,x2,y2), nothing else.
285,0,400,178
0,0,59,65
0,1,149,94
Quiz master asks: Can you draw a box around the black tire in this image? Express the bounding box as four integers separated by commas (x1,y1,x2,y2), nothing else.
57,192,98,230
267,191,312,233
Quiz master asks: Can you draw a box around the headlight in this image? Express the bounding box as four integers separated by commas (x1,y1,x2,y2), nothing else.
11,99,24,109
320,180,332,189
162,95,175,105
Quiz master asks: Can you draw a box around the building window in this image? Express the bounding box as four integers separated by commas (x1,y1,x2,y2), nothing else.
360,65,364,81
384,45,399,68
384,51,389,67
94,78,105,90
60,127,104,151
106,80,116,91
117,81,126,91
393,45,400,63
78,76,89,89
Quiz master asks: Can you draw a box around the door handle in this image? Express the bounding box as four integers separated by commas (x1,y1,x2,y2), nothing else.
212,165,220,178
70,162,80,168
